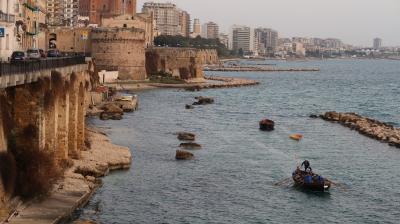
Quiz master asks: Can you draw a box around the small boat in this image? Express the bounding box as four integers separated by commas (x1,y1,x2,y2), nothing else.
292,168,331,191
290,134,303,141
259,119,275,131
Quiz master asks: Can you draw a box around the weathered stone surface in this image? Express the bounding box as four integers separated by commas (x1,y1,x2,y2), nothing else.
193,96,214,105
175,150,194,160
176,132,196,141
179,142,202,149
100,103,124,120
320,112,400,148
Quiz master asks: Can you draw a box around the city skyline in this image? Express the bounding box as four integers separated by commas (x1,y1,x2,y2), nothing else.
137,0,400,47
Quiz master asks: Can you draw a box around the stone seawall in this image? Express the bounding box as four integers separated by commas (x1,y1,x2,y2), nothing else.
319,112,400,148
145,47,219,80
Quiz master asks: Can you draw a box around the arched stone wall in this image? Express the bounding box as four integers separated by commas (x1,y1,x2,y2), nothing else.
77,82,85,151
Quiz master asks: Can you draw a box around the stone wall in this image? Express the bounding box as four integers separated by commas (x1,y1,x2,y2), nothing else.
48,28,92,53
0,63,92,202
91,28,147,80
145,47,219,79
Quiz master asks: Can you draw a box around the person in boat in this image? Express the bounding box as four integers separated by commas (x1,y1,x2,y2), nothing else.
301,160,312,173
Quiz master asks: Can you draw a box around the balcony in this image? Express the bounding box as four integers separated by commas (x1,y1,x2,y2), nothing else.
0,11,16,23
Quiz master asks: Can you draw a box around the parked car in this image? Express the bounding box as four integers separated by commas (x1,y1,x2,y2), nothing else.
47,49,61,57
39,49,47,58
10,51,27,63
27,48,41,60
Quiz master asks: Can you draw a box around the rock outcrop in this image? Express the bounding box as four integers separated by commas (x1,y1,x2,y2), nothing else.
176,132,196,141
320,111,400,148
175,150,194,160
179,143,202,149
193,96,214,105
100,103,124,120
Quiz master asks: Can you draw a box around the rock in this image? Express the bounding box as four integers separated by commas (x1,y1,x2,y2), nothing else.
179,142,202,149
185,104,195,110
193,96,214,105
74,220,98,224
99,103,124,120
176,132,196,141
309,114,319,119
175,150,194,160
259,119,275,131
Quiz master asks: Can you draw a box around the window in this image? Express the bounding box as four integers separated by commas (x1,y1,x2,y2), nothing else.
6,34,9,50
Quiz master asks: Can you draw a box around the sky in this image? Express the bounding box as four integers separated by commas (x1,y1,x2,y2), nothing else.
137,0,400,47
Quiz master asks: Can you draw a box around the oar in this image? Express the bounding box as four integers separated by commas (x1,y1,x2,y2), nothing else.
274,177,292,186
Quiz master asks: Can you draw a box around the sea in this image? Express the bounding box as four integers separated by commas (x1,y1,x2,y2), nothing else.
76,59,400,224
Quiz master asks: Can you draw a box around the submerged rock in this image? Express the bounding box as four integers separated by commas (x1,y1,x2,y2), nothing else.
185,104,195,110
179,142,202,149
176,132,196,141
175,150,194,160
259,119,275,131
193,96,214,105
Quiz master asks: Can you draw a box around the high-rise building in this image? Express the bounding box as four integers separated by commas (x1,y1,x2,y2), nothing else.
179,10,190,37
47,0,79,27
203,22,219,39
142,2,181,36
219,33,230,49
192,18,201,37
79,0,137,25
232,25,251,54
254,28,278,55
373,38,382,50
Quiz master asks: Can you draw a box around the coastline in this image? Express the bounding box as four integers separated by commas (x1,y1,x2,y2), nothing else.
7,127,131,224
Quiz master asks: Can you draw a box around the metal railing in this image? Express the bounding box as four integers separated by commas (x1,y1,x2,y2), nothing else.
0,56,86,76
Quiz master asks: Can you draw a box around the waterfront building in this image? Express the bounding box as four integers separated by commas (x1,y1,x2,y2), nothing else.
373,38,382,50
254,28,278,56
191,18,201,37
203,22,219,39
78,0,137,25
142,2,181,36
232,25,251,54
292,42,306,57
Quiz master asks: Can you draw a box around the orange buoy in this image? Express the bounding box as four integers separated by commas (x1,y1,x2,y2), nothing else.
290,134,303,141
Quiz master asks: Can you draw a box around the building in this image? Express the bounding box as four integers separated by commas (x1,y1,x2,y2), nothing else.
0,0,17,61
16,0,47,51
254,28,278,56
179,10,190,37
91,27,147,80
78,0,137,25
191,18,201,37
292,42,306,57
219,33,230,49
142,2,180,36
47,0,79,27
232,25,251,54
373,38,382,50
101,13,155,46
203,22,219,39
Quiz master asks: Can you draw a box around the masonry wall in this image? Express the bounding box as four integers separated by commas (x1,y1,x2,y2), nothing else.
145,48,219,79
0,64,91,202
91,28,147,80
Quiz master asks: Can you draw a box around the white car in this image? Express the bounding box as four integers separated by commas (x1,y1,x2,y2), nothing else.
27,48,41,60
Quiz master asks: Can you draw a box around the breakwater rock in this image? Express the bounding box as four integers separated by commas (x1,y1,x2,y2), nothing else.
320,112,400,148
204,66,320,72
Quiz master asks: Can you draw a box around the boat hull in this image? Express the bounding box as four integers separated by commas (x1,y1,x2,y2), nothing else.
292,169,331,192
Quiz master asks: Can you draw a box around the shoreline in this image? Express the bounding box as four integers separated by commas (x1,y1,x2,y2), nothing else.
7,127,131,224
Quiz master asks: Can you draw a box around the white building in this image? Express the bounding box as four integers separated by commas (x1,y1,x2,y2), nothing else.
142,2,181,36
202,22,219,39
0,0,17,61
232,25,251,54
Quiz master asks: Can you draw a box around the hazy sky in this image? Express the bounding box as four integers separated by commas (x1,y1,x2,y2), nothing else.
137,0,400,46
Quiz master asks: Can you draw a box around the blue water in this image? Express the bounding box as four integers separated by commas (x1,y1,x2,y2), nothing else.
78,59,400,223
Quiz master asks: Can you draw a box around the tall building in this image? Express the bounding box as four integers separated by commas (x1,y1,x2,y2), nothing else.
179,10,190,37
0,0,17,60
219,33,230,49
192,18,201,37
203,22,219,39
373,38,382,50
142,2,181,36
232,25,251,54
79,0,137,25
47,0,79,27
254,28,278,55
